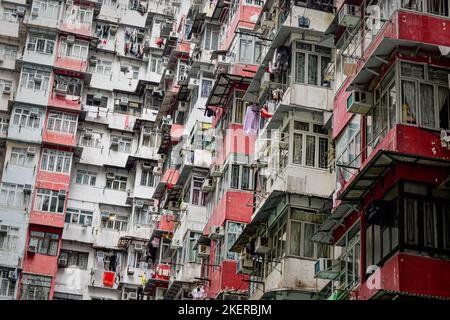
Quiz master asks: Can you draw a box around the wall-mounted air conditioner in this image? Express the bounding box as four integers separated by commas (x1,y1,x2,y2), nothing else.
153,166,162,175
120,96,129,106
106,172,116,179
338,4,362,28
27,244,37,254
109,24,118,34
66,35,75,44
27,146,36,155
255,237,271,254
55,82,68,95
197,245,210,257
110,136,120,146
135,200,144,208
261,12,274,28
2,86,11,95
142,163,152,171
177,102,187,112
209,226,224,239
346,90,373,114
188,78,199,89
201,178,215,192
237,253,254,275
58,189,66,198
58,256,68,266
16,6,26,17
134,243,144,251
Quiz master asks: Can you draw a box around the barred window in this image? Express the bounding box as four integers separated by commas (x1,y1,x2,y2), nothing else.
34,189,65,214
40,149,72,174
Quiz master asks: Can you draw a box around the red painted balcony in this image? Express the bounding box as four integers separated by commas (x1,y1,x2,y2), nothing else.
338,124,450,201
42,130,77,147
206,260,248,299
48,92,82,112
170,124,184,143
54,56,88,73
203,191,253,235
156,215,175,233
29,209,67,229
22,251,59,277
152,264,171,282
59,4,94,38
43,112,78,147
355,253,450,300
36,170,71,187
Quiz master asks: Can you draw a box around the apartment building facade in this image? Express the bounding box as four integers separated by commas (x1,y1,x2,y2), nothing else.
0,0,449,301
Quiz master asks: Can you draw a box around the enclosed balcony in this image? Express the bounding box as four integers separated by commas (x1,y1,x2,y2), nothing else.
0,43,18,70
54,36,89,73
21,32,57,67
29,188,68,228
0,11,19,38
48,73,83,111
59,3,94,37
28,0,63,30
15,66,51,106
42,110,78,147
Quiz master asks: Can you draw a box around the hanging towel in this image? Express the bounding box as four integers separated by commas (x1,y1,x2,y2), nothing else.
243,104,259,135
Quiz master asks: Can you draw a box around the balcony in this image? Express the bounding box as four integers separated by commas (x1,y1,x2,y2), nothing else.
59,6,94,38
90,269,118,289
338,124,450,201
29,210,66,228
0,18,19,38
121,264,153,286
0,52,17,70
42,129,77,147
48,78,83,112
54,56,88,73
356,253,450,300
15,80,51,107
27,3,62,30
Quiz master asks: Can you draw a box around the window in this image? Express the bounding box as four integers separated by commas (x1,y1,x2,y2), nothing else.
53,292,82,300
0,226,19,251
53,74,82,97
58,250,89,269
0,79,12,93
292,120,329,169
0,269,16,297
19,274,52,300
101,214,128,231
75,7,93,24
0,183,27,208
1,8,17,22
294,42,332,87
234,91,247,124
12,108,40,129
204,24,220,51
335,224,360,290
238,36,263,64
9,148,33,168
34,189,65,213
75,170,96,186
26,35,55,55
150,56,162,74
135,207,152,225
86,94,108,108
31,0,61,20
142,131,161,148
191,177,207,206
110,136,132,153
106,174,127,191
213,239,223,270
226,222,245,260
59,40,89,60
201,79,213,98
40,149,72,174
29,231,60,256
184,232,201,263
47,112,77,134
140,170,157,187
20,67,51,92
0,118,7,134
91,59,112,75
65,208,93,226
79,130,102,148
267,214,287,274
288,208,329,259
0,43,18,59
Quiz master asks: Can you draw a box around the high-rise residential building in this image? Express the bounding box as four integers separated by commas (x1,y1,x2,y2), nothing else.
0,0,449,301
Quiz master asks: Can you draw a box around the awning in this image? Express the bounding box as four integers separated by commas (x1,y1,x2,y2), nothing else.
170,124,184,143
206,73,252,108
210,0,229,22
230,190,285,253
153,168,180,199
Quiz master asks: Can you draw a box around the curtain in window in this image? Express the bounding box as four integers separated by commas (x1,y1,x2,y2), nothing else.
290,221,301,256
303,224,315,258
401,80,417,124
293,133,302,165
438,87,450,129
308,54,318,85
305,135,315,167
420,84,435,128
295,52,305,83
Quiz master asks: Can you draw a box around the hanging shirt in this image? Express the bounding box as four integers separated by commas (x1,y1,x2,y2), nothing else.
243,104,260,135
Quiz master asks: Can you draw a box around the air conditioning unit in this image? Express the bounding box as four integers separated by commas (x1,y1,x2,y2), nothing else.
27,244,37,254
197,245,210,257
110,136,120,146
346,90,374,114
89,56,97,66
127,266,135,275
120,96,129,106
338,4,362,28
96,251,105,259
30,107,40,117
177,102,188,112
188,78,199,89
8,269,18,281
210,164,223,177
31,6,39,17
24,184,33,194
67,35,75,44
84,129,93,138
151,213,160,221
16,6,26,17
34,75,43,84
93,92,102,102
3,85,11,95
201,178,215,192
58,190,66,198
314,258,342,280
134,243,144,251
55,82,68,95
27,146,36,155
109,24,118,34
261,12,274,28
158,154,166,164
101,211,110,219
255,237,271,254
135,200,144,208
298,16,310,28
237,253,254,275
143,126,152,136
168,201,179,210
58,256,68,266
142,163,152,171
153,166,162,175
128,292,138,300
209,226,224,239
137,29,146,39
106,172,115,179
